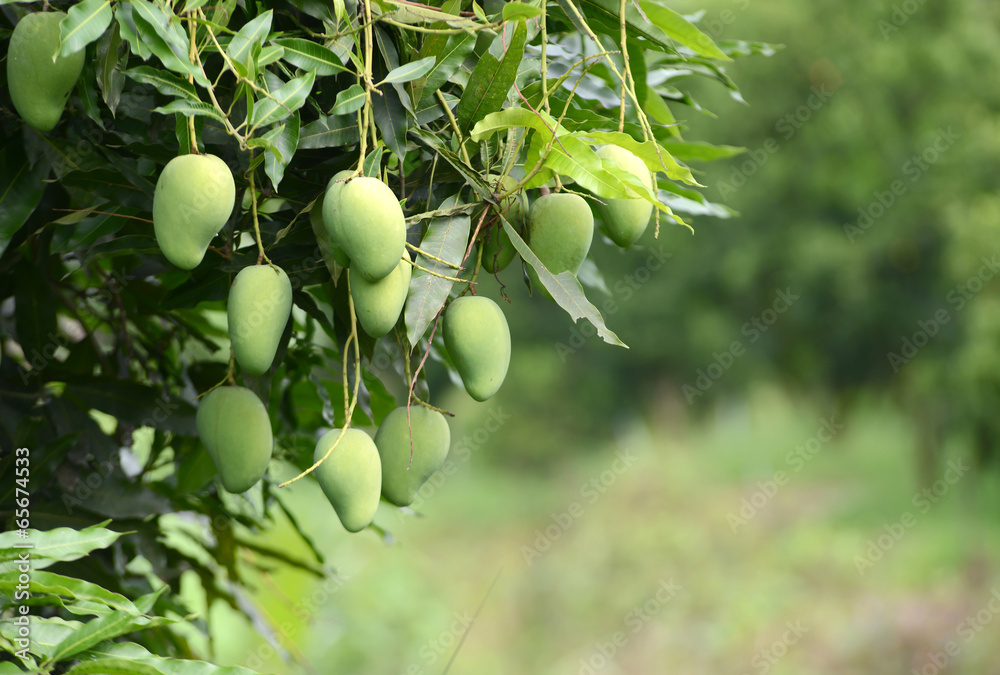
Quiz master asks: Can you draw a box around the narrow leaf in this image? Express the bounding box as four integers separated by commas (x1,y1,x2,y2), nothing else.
59,0,113,58
153,100,226,122
227,10,272,67
502,2,543,21
273,37,350,75
456,21,527,133
637,0,730,60
380,56,436,85
0,523,122,575
126,66,199,101
331,84,366,115
251,71,315,128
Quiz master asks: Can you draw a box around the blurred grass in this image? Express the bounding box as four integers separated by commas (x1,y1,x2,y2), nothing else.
201,386,1000,674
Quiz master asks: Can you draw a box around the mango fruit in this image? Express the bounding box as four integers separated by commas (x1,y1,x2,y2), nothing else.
319,170,353,268
228,264,292,375
350,260,411,338
7,12,84,132
153,154,236,270
595,145,654,247
196,386,273,493
313,428,382,532
374,406,451,507
526,192,594,297
336,177,406,281
478,175,527,274
443,296,511,402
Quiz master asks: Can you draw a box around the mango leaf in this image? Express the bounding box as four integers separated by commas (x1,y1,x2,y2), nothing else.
637,0,730,61
456,21,527,133
299,115,360,148
263,112,300,189
130,4,209,86
332,84,366,115
574,0,675,54
408,0,462,103
405,196,470,345
126,66,199,101
46,589,171,664
0,571,139,617
153,100,226,123
226,10,272,68
380,56,436,85
659,140,746,162
0,523,122,575
95,24,125,114
0,142,49,255
65,659,166,675
273,37,350,75
113,2,151,60
415,91,459,125
581,130,697,184
378,0,479,29
0,617,82,660
371,67,409,160
83,642,262,675
251,72,315,128
500,217,626,347
59,0,113,58
130,0,187,53
502,1,543,21
363,145,384,177
257,44,284,66
414,32,475,107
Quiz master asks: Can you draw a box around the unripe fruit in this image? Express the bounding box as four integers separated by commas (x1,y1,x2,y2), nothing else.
595,145,654,247
313,428,382,532
478,175,527,274
374,406,450,507
336,177,406,281
153,154,236,270
526,193,594,297
228,265,292,375
319,170,353,268
443,296,510,402
196,386,273,493
7,12,84,132
350,260,411,338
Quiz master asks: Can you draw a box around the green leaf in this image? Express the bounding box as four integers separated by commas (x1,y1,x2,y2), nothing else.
0,523,122,575
0,570,139,617
574,0,675,54
414,32,474,107
331,84,366,115
226,10,272,67
0,617,82,660
114,2,151,59
637,0,730,61
126,66,199,101
84,642,262,675
659,140,746,162
251,72,315,128
299,115,360,148
59,0,113,58
581,130,697,184
273,37,350,75
95,24,125,115
46,592,171,665
371,73,409,160
0,142,49,255
264,112,300,189
380,56,436,85
66,658,167,675
502,1,543,21
257,44,284,66
153,100,226,122
500,218,626,347
405,196,470,346
456,21,527,133
363,145,384,177
129,2,209,86
378,0,479,29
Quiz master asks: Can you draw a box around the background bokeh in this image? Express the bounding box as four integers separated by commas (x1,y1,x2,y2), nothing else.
194,1,1000,672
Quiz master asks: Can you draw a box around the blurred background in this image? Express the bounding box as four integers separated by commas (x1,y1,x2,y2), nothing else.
194,1,1000,672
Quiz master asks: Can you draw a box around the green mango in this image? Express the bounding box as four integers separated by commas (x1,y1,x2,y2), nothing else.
526,192,594,298
350,259,412,338
319,170,353,268
196,386,273,493
595,145,654,247
7,12,84,132
228,264,292,375
336,177,406,281
443,296,511,402
478,174,527,274
313,428,382,532
374,406,451,507
153,154,236,270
